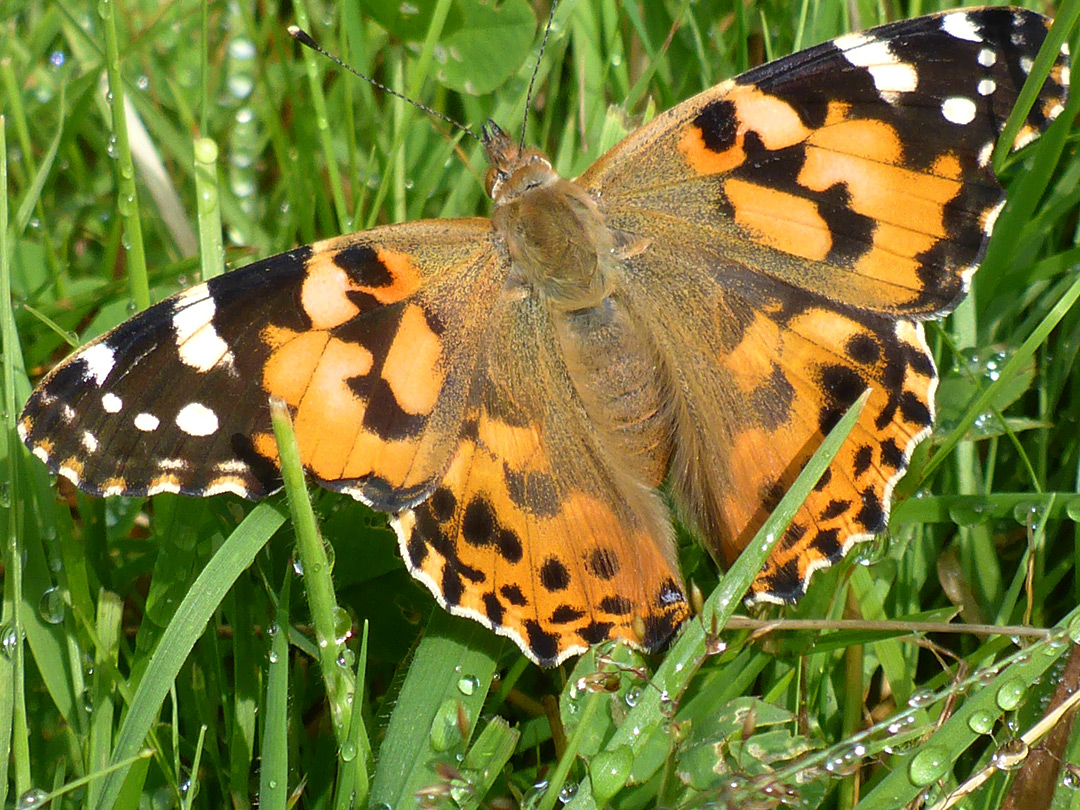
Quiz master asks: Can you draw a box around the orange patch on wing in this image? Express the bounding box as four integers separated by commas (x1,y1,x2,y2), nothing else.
260,323,299,350
721,312,782,391
853,222,938,292
253,432,279,464
476,415,547,472
301,255,362,330
733,86,812,151
381,303,444,416
293,338,377,479
932,152,963,180
725,178,832,262
263,331,335,407
678,126,746,175
808,118,903,164
373,247,422,303
340,432,420,485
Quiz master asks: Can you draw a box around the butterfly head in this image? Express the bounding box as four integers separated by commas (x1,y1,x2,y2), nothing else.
482,120,555,204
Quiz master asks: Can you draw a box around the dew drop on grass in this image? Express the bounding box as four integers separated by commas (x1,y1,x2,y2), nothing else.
39,586,65,624
907,746,949,786
429,698,464,752
1,623,18,659
967,710,995,735
907,688,935,708
457,675,479,696
16,788,49,809
996,678,1027,711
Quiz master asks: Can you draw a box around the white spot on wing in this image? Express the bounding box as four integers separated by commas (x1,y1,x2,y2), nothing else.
982,198,1006,237
60,405,76,423
1019,56,1033,74
838,36,918,100
80,343,117,387
203,479,250,498
58,465,81,486
16,421,28,442
1061,66,1071,88
977,141,994,167
941,13,982,43
941,96,977,125
157,458,189,471
977,79,996,96
101,393,123,413
176,402,219,436
32,446,50,463
134,412,160,432
81,432,99,453
171,290,235,372
977,48,996,67
148,480,182,496
214,459,250,474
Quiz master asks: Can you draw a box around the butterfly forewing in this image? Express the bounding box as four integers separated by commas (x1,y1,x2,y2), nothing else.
20,220,501,507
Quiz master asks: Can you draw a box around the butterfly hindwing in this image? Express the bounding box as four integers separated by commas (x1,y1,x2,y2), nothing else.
395,290,689,666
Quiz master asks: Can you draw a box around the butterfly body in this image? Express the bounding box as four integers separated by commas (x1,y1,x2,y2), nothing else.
19,8,1069,665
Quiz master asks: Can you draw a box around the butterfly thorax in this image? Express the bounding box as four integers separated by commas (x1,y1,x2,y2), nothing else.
484,122,615,312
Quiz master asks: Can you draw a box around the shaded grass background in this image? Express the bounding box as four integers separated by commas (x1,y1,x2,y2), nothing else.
2,0,1080,808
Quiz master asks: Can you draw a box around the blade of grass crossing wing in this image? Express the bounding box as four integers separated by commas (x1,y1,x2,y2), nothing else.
269,398,355,739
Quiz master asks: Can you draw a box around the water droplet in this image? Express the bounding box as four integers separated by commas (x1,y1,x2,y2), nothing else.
267,649,279,664
457,675,479,696
292,557,303,575
624,687,641,708
991,739,1028,770
228,38,256,60
227,75,254,100
907,688,935,708
399,2,420,16
967,709,995,734
558,782,577,803
39,586,65,624
1012,501,1043,526
332,606,352,646
908,746,949,786
429,699,463,752
106,135,118,158
340,741,357,762
16,789,50,809
1,623,19,659
194,138,218,164
996,677,1026,711
49,51,66,67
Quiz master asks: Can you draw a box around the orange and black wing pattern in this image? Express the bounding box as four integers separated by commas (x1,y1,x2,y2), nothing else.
19,220,503,509
581,7,1069,601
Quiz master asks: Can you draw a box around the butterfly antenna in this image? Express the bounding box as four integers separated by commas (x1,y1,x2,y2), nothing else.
518,1,560,151
288,26,481,143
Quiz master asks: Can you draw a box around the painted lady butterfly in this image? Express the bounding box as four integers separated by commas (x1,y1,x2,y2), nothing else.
19,8,1070,666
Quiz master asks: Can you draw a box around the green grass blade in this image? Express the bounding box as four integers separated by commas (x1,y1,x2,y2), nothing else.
94,503,284,810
